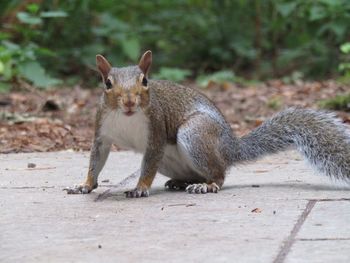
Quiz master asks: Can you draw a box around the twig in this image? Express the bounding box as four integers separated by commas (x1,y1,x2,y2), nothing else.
5,166,56,171
168,203,196,207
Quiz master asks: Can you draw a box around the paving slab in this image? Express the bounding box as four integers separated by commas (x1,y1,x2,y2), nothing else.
285,200,350,263
0,150,349,263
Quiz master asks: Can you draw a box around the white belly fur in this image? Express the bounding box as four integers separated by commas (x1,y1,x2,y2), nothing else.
100,110,149,153
100,110,203,181
159,144,204,182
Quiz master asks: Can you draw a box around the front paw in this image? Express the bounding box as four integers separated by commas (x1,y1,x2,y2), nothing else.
63,183,96,194
125,188,149,198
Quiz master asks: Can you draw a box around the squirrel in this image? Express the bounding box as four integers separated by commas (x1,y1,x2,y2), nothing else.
65,50,350,197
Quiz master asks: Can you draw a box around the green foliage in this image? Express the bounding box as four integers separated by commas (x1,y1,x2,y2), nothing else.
18,61,61,87
0,39,61,88
196,70,236,88
0,2,64,88
267,97,282,110
153,67,191,82
1,0,350,90
319,93,350,111
338,42,350,83
281,71,304,84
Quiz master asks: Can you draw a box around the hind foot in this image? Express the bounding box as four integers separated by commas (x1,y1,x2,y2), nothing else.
186,182,220,194
165,179,189,190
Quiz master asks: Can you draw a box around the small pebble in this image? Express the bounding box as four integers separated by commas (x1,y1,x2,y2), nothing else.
27,163,36,168
98,244,102,249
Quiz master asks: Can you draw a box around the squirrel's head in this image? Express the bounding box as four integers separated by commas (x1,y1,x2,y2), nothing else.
96,50,152,116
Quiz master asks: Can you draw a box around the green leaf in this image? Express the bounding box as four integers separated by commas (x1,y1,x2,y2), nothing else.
97,13,129,33
196,70,235,87
318,22,346,38
26,3,39,14
309,6,326,21
276,2,297,17
40,11,67,18
17,12,42,25
121,38,140,61
0,60,4,74
340,43,350,54
1,60,13,80
230,41,257,59
318,0,343,6
339,63,350,72
0,82,11,93
0,32,10,40
36,47,56,57
80,44,105,65
153,67,191,82
18,61,61,88
1,40,20,51
319,93,350,111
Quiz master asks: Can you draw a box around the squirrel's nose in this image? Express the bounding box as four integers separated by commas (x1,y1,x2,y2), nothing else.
124,100,135,108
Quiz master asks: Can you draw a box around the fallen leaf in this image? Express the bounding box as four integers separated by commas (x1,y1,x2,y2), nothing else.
253,170,269,173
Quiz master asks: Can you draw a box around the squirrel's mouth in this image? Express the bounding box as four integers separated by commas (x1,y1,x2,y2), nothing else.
124,110,135,116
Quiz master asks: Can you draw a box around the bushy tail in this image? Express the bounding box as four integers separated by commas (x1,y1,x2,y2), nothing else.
234,108,350,182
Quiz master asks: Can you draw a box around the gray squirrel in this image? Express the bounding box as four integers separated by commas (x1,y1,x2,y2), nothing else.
65,50,350,197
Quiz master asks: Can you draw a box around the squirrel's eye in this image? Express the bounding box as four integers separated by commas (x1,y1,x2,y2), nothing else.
105,79,112,90
142,76,148,87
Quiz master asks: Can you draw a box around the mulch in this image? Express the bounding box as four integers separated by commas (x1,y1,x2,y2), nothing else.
0,80,349,153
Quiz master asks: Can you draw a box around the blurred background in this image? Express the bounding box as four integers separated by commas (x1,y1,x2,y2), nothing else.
0,0,349,153
1,0,350,89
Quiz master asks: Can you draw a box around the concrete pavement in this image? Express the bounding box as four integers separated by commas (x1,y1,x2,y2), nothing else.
1,150,349,263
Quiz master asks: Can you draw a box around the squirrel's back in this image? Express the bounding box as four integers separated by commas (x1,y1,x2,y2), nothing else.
147,79,231,142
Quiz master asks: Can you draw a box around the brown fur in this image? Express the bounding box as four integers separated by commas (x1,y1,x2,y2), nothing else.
65,50,350,197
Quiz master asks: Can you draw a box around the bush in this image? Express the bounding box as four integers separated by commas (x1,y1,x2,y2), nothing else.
338,42,350,83
1,0,350,89
319,94,350,112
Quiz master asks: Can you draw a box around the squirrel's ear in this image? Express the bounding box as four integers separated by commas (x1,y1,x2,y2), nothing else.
138,50,152,76
96,55,112,81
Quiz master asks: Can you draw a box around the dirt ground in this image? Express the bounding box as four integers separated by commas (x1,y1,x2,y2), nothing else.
0,80,349,153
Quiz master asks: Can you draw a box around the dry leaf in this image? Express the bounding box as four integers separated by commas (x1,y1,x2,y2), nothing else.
253,170,269,173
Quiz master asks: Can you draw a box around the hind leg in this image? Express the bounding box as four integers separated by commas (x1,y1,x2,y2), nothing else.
177,114,227,194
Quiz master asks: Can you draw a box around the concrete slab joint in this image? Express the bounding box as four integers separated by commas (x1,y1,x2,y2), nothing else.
1,150,349,262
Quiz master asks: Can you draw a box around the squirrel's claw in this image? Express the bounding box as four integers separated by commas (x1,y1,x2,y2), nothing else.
186,183,208,194
125,188,149,198
186,183,219,194
63,184,92,194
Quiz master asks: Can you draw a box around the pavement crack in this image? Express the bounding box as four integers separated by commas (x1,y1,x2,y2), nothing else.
297,238,350,241
308,198,350,202
273,200,316,263
0,186,54,190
